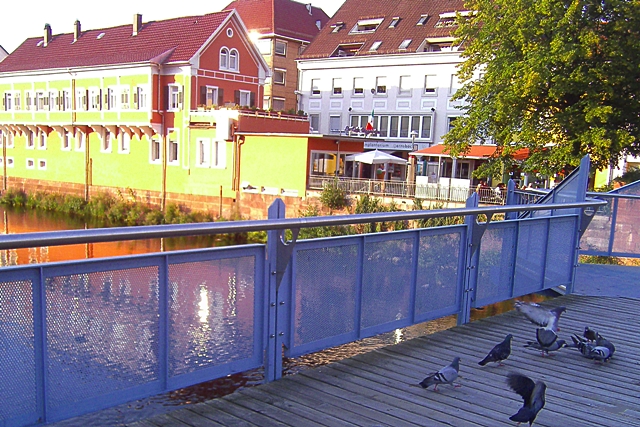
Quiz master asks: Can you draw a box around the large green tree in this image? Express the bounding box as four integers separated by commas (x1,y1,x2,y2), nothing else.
445,0,640,176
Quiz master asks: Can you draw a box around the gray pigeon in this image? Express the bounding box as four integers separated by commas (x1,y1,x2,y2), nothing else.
524,328,566,356
419,357,461,391
583,326,598,342
507,372,546,426
571,334,614,362
479,334,513,366
514,301,566,332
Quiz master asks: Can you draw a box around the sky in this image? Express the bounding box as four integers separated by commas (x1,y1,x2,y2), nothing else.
1,0,346,54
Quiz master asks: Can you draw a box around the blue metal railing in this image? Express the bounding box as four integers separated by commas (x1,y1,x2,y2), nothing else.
0,157,610,426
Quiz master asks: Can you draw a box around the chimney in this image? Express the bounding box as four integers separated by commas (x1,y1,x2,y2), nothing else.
133,13,143,36
73,20,81,43
44,23,52,47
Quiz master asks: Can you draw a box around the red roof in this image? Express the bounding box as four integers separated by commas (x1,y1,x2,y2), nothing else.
413,144,530,160
300,0,467,59
223,0,330,41
0,11,234,73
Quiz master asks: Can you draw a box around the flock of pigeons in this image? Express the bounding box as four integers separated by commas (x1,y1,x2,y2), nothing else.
417,301,616,426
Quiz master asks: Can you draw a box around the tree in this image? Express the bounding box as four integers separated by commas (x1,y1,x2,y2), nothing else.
445,0,640,176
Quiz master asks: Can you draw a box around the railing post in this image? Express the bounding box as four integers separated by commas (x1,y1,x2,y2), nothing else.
505,179,518,220
264,199,298,383
459,193,480,325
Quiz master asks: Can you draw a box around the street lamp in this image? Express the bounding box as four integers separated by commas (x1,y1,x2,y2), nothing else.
410,130,418,151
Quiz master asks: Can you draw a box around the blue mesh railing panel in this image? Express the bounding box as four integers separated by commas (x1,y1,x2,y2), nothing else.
580,196,614,255
45,265,161,419
414,227,465,322
475,222,517,307
0,275,39,427
289,237,361,356
360,234,415,331
513,219,548,295
610,197,640,256
167,250,263,390
544,216,578,287
609,179,640,195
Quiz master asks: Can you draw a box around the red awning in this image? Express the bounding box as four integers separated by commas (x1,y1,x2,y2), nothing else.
411,144,529,160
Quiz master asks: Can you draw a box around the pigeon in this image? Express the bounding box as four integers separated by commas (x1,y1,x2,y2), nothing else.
570,334,614,362
506,372,546,426
524,328,566,356
419,357,461,391
514,301,566,332
583,326,598,342
479,334,513,366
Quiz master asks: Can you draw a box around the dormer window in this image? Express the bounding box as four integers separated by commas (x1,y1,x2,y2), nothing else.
435,11,472,28
331,22,345,33
349,18,384,34
331,43,364,57
369,41,382,52
389,17,400,28
399,39,412,49
417,14,429,26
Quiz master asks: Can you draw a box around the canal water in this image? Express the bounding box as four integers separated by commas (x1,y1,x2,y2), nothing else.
0,206,550,426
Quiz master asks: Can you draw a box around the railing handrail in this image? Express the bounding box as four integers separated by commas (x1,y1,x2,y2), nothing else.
0,199,606,250
587,191,640,199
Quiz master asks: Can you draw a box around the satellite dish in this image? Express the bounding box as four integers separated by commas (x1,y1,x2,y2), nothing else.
370,88,376,94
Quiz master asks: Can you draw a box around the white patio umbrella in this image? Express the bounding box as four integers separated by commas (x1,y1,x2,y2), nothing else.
345,149,407,179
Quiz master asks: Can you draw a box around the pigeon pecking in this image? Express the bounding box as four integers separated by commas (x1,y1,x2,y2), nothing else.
419,357,461,391
524,328,566,356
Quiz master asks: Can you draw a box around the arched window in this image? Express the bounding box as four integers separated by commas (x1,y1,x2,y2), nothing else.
220,47,229,70
229,49,239,71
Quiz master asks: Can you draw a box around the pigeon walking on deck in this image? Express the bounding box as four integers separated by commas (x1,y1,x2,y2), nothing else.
514,301,566,332
524,328,566,356
583,326,598,342
570,334,615,362
479,334,513,366
419,357,461,391
506,372,546,426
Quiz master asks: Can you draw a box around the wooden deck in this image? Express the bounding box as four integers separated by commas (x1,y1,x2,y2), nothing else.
125,293,640,427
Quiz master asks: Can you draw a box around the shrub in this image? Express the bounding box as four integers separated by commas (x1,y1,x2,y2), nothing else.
319,179,349,210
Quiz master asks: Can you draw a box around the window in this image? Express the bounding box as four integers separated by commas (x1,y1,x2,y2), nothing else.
119,132,131,154
135,86,148,109
25,92,34,111
167,131,179,164
36,91,47,111
399,39,412,49
62,90,71,111
107,88,118,110
38,131,47,150
272,97,285,111
75,131,86,151
263,96,270,110
399,76,411,95
26,158,35,169
389,17,401,28
332,78,342,96
375,76,387,95
352,114,434,140
309,114,320,132
448,116,459,132
5,157,14,168
38,159,47,170
220,47,239,71
256,39,271,55
421,115,432,139
120,87,130,109
48,91,57,111
330,22,344,33
311,79,320,96
6,131,14,148
202,86,218,107
353,77,364,96
369,41,382,52
89,88,101,110
102,131,112,152
212,140,226,168
449,74,460,95
76,89,87,111
417,14,429,25
150,138,161,163
14,92,21,111
329,115,341,134
331,43,363,57
349,18,384,34
168,85,183,111
238,90,251,107
275,40,287,56
273,69,286,85
3,92,12,111
62,130,71,151
197,138,211,167
424,75,437,95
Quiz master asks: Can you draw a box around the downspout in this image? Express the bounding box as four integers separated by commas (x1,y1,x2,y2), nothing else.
233,133,245,193
152,61,166,211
